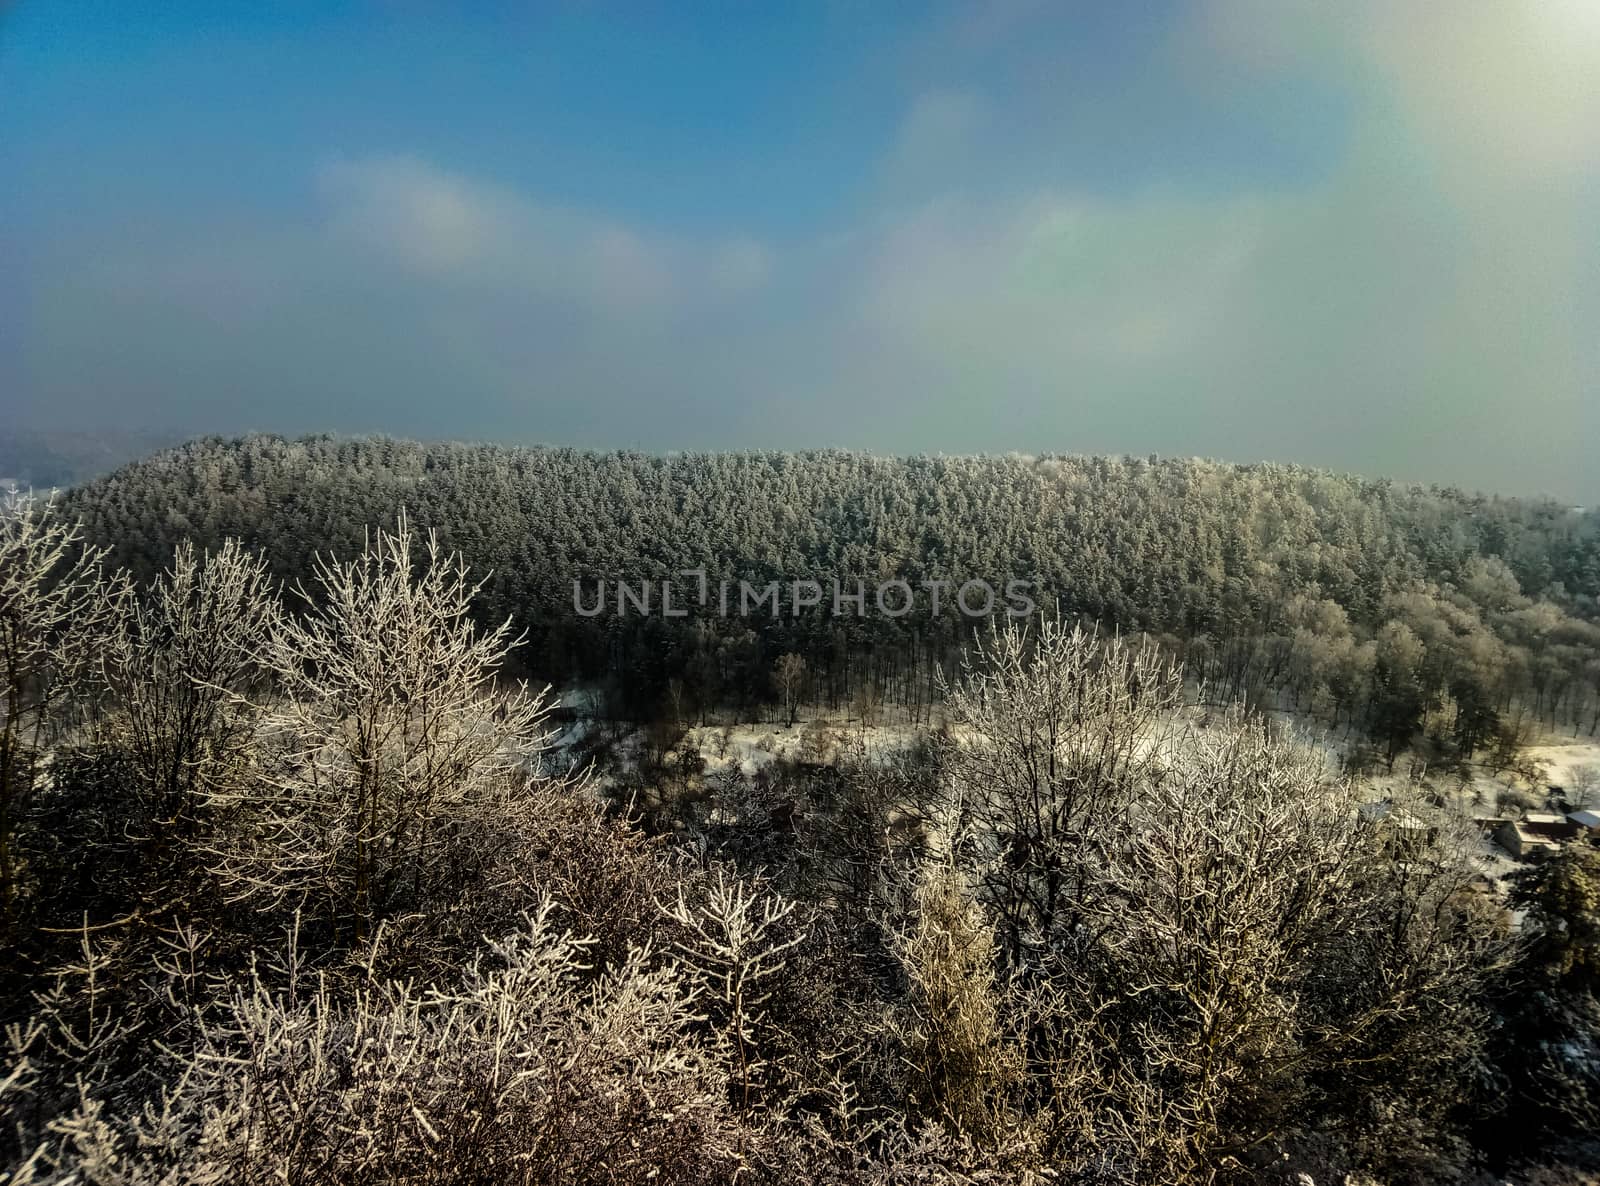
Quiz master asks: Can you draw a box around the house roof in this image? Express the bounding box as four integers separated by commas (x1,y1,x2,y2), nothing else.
1489,815,1573,857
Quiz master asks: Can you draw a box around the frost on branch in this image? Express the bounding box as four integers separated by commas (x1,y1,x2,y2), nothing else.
22,902,747,1185
0,491,127,926
202,513,568,941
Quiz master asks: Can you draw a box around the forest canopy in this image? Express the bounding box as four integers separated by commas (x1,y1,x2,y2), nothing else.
60,435,1600,752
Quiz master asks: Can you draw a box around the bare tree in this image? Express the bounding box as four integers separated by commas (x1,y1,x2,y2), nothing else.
23,902,750,1185
773,653,806,728
852,679,883,731
205,512,563,940
1569,763,1600,809
932,623,1509,1183
0,492,126,923
1061,716,1485,1178
101,539,280,838
937,619,1184,964
665,868,805,1113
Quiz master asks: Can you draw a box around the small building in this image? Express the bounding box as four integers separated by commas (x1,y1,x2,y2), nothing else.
1525,812,1578,836
1568,809,1600,832
1494,813,1579,860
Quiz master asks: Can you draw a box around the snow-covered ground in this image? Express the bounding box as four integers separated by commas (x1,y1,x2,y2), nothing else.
682,720,926,777
545,690,1600,885
1524,739,1600,799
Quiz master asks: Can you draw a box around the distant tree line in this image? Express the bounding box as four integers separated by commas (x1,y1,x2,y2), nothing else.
61,435,1600,767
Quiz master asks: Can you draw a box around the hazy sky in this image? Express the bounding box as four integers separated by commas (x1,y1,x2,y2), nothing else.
3,2,1597,500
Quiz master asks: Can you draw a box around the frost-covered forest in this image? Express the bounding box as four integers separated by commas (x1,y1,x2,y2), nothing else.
6,479,1600,1185
63,436,1600,756
9,0,1598,1174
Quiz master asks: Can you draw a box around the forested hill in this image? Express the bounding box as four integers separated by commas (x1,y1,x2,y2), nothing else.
64,435,1600,740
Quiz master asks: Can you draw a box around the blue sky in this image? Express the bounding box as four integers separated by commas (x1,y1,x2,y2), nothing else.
3,2,1597,499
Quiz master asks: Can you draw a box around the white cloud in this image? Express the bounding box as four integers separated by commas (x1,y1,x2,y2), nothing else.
16,5,1598,497
893,88,987,167
708,236,773,294
856,192,1267,374
319,155,504,274
808,1,1597,485
587,226,673,312
316,154,771,321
